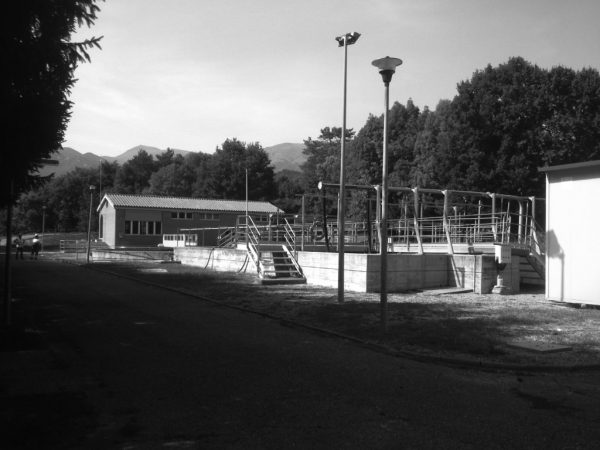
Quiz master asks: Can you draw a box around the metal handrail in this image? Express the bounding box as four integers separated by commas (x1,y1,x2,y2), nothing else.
282,217,297,258
245,215,263,276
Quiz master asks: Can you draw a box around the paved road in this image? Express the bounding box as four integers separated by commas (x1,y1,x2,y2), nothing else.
2,259,600,448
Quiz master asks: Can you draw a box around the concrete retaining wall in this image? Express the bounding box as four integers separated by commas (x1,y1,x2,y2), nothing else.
175,247,255,273
173,247,521,294
299,252,448,292
448,254,520,294
92,249,173,262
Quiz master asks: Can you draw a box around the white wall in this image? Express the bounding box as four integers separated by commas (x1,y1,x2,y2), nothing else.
546,173,600,304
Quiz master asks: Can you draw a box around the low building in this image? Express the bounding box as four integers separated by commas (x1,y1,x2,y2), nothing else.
97,193,282,248
540,160,600,305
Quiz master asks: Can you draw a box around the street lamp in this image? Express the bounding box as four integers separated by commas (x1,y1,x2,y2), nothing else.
86,185,96,264
335,31,360,304
41,205,46,252
372,56,403,333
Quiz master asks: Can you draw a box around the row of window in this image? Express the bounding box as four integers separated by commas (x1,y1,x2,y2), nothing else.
124,213,221,235
125,220,162,235
170,211,220,221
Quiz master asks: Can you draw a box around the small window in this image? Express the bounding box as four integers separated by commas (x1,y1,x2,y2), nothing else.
171,212,177,219
125,220,131,234
132,221,139,234
186,212,193,219
148,221,154,235
155,221,162,234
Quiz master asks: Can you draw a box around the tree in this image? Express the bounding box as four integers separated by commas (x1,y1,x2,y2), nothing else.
301,127,354,193
187,152,214,198
1,1,102,206
114,149,156,194
206,139,275,201
273,170,303,213
147,160,196,197
99,160,119,196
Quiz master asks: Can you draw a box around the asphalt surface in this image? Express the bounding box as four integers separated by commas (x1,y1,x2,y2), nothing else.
2,257,600,449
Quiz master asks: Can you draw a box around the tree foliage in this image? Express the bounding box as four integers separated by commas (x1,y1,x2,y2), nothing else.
345,57,600,203
1,0,103,206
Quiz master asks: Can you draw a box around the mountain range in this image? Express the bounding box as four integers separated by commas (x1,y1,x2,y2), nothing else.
39,143,306,177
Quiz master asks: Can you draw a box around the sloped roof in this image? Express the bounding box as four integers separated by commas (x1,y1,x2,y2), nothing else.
98,194,282,214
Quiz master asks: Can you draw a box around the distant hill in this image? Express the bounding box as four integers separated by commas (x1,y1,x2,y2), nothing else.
38,143,306,177
111,145,191,165
264,143,305,173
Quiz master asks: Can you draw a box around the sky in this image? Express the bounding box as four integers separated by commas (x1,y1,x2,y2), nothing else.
63,0,600,157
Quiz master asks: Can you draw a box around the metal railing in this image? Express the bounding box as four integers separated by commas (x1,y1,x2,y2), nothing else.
282,217,297,258
245,215,263,277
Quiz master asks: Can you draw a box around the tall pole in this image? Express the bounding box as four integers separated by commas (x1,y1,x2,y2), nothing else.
338,36,349,303
3,179,14,327
246,168,249,245
86,185,96,264
380,79,390,332
335,31,360,304
372,56,403,334
41,205,46,252
301,194,305,251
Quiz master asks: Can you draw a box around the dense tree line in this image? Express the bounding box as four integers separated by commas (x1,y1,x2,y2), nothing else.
9,140,285,234
302,57,600,218
6,57,600,234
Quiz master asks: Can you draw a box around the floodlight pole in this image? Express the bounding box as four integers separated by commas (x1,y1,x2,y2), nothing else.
41,205,46,252
335,31,360,303
372,56,403,334
86,185,96,264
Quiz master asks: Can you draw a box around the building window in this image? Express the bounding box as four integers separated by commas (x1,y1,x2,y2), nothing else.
125,220,162,235
171,211,193,220
199,213,219,220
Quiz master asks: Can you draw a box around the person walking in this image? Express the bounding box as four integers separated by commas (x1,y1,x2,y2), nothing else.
14,234,24,259
31,234,41,260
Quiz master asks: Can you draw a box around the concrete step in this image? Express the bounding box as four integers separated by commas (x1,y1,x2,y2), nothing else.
260,276,307,285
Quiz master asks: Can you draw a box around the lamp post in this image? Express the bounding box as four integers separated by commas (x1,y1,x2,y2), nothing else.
41,205,46,253
372,56,403,333
86,185,96,264
335,31,360,303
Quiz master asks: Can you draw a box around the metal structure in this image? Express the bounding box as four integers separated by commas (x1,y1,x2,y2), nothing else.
335,31,361,303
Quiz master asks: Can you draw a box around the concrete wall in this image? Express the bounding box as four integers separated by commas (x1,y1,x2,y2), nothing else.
175,247,255,274
92,249,173,262
448,255,520,294
174,247,520,294
299,252,448,292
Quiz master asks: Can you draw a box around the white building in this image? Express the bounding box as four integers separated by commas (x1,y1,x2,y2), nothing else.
541,160,600,305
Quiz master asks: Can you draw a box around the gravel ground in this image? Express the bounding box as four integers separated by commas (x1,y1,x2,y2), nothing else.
83,259,600,370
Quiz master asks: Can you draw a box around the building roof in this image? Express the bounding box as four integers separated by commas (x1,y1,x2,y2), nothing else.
539,159,600,173
98,193,283,214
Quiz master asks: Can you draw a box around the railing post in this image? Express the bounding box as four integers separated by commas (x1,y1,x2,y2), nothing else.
412,187,423,254
490,193,498,242
518,200,524,244
442,190,454,255
374,185,381,252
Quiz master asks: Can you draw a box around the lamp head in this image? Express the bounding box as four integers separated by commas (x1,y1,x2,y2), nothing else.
372,56,403,85
335,32,361,47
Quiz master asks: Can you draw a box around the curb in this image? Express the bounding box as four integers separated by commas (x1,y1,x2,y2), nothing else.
61,259,600,373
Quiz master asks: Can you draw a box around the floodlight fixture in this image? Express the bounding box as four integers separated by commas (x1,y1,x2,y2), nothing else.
335,32,361,47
